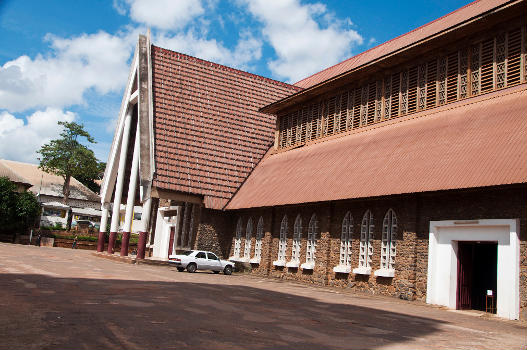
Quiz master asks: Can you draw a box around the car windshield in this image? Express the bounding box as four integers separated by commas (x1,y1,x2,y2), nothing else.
181,251,194,256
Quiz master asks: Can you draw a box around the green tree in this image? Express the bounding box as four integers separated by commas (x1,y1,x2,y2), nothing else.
0,177,40,234
37,121,100,229
75,161,106,194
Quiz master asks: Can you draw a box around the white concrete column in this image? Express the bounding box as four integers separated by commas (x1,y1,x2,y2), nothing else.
97,203,110,252
136,197,152,259
120,126,140,256
108,108,132,254
123,128,140,233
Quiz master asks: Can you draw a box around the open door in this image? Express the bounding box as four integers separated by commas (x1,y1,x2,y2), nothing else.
167,227,175,256
457,242,473,310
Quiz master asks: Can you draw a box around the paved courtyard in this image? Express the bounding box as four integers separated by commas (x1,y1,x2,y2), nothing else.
0,243,525,349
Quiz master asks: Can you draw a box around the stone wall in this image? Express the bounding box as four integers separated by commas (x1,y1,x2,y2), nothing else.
215,184,526,319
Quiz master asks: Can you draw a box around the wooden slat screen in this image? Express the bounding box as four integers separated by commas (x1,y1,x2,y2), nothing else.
276,22,527,150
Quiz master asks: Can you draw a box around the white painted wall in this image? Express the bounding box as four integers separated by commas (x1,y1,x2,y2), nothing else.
426,219,519,320
152,206,179,259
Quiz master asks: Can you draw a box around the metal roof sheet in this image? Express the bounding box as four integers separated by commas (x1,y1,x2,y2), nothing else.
226,85,527,209
150,46,301,209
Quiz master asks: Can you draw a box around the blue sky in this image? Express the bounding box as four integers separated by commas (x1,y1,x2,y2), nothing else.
0,0,471,164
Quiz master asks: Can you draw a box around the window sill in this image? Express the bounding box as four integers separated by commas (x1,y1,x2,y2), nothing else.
352,266,372,275
228,256,242,262
273,260,286,267
300,262,315,270
333,265,351,274
286,260,300,268
239,256,250,263
250,257,261,264
374,268,395,278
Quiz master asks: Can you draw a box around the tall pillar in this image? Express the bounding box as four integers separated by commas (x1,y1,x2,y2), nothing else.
108,109,132,254
136,197,152,259
120,128,140,256
97,203,110,252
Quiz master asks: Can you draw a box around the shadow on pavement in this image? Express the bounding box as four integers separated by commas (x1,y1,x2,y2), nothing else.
0,272,445,349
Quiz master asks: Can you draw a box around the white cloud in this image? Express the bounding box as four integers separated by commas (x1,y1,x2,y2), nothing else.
0,108,76,163
120,0,205,30
0,30,136,112
155,30,262,70
240,0,363,83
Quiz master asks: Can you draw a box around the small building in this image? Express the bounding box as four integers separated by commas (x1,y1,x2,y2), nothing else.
99,0,526,320
0,159,102,228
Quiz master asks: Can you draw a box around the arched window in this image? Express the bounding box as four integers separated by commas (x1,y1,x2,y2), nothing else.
275,215,288,265
291,214,302,263
305,214,318,266
358,210,374,269
381,209,397,270
252,216,264,263
232,218,243,259
243,217,253,260
340,212,353,266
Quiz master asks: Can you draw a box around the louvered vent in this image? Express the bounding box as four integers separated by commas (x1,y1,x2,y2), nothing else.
507,27,522,86
480,38,494,93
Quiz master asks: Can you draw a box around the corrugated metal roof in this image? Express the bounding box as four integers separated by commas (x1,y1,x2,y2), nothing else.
150,46,301,209
294,0,510,89
0,159,100,202
0,162,31,186
226,85,527,209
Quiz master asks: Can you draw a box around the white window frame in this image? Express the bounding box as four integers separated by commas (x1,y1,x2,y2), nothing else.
286,214,302,268
242,217,253,261
251,216,264,264
334,211,353,274
375,209,397,277
301,214,318,270
273,215,288,266
353,210,374,275
229,218,243,261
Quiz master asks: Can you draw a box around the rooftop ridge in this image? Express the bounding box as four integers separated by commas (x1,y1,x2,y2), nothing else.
152,45,303,92
294,0,492,87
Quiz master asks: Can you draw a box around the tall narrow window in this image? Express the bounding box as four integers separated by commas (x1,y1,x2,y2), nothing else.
243,217,253,260
251,216,264,264
231,218,243,259
287,215,302,267
380,209,397,270
354,210,374,275
302,214,318,269
335,211,353,274
274,215,288,266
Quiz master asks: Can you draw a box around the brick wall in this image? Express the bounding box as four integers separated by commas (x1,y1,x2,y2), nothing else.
216,184,526,319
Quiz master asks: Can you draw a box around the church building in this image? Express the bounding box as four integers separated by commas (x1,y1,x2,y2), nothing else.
98,0,527,320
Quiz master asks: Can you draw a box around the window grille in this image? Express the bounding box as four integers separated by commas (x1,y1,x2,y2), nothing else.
381,209,397,270
243,217,253,259
274,23,527,150
340,212,353,266
359,210,374,268
253,216,264,263
233,218,243,258
306,214,318,265
291,214,302,263
277,215,288,262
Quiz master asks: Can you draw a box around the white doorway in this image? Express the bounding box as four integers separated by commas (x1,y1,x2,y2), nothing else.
426,219,519,320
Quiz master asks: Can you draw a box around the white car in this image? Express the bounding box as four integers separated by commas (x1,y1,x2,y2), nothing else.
168,250,234,275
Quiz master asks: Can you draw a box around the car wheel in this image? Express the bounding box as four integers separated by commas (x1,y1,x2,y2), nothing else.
186,263,197,273
177,267,185,272
213,270,220,274
223,265,233,275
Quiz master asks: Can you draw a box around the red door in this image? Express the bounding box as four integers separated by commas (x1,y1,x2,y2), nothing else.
168,227,175,256
457,242,473,310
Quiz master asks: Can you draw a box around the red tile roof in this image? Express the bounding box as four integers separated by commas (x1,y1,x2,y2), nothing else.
294,0,510,89
226,85,527,209
151,46,301,209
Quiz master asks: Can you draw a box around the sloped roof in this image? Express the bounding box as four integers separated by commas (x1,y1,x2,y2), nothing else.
226,85,527,209
0,162,31,187
0,159,100,202
150,46,302,209
294,0,511,89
